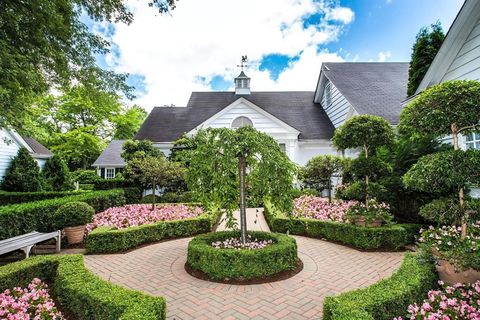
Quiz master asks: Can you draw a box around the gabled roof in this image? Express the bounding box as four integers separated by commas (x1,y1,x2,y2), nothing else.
92,140,126,167
22,137,53,158
135,91,335,141
314,62,409,124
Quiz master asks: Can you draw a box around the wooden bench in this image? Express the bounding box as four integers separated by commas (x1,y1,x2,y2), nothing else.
0,231,61,258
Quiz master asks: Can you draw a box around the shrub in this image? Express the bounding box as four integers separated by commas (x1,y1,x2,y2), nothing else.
0,189,125,240
323,252,438,320
0,190,86,206
54,202,94,229
141,191,196,204
122,187,142,204
299,155,345,198
338,181,388,203
187,231,297,280
419,197,480,225
345,199,393,224
0,255,166,319
93,178,132,190
42,155,73,191
1,148,44,192
70,169,99,184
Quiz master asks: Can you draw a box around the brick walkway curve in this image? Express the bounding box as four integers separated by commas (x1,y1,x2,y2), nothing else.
84,209,405,320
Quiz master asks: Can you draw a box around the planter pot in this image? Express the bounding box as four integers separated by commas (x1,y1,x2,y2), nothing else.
368,219,383,228
354,217,366,227
436,260,480,285
64,225,86,244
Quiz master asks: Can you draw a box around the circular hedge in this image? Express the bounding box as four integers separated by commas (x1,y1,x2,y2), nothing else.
187,231,297,280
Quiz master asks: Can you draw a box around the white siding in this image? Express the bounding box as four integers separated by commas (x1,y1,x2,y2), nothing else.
442,16,480,82
321,80,352,128
0,130,21,180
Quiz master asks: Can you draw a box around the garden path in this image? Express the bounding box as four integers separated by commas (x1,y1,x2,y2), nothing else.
84,208,405,320
216,207,270,232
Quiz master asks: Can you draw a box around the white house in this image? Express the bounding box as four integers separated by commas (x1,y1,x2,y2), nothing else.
0,129,53,180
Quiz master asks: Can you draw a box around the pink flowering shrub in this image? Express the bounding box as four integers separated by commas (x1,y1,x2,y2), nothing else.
293,195,357,222
0,278,64,319
212,235,273,250
86,204,203,232
394,280,480,320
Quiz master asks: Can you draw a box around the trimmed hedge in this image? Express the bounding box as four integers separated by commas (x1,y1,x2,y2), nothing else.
187,231,297,280
323,252,438,319
0,255,166,319
0,190,87,206
0,189,126,240
86,208,223,253
93,178,133,190
122,187,143,204
264,200,420,250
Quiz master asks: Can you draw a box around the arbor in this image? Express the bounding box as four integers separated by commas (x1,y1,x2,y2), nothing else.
333,115,394,207
180,127,297,243
0,0,176,128
400,80,480,238
407,22,445,96
300,155,345,202
1,148,43,192
42,155,73,191
125,155,184,209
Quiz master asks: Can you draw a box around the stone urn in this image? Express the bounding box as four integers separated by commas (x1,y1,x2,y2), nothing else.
368,218,383,228
436,260,480,285
64,225,86,244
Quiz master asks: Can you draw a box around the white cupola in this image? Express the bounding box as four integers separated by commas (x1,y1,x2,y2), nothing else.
235,71,251,95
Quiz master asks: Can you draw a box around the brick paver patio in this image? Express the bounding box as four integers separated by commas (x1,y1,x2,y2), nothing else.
84,209,405,320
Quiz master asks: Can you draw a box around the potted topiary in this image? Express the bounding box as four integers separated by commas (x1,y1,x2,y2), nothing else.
346,199,393,227
54,201,95,244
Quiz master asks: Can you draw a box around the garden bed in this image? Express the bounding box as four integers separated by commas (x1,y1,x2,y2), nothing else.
0,255,166,320
85,204,222,253
186,231,298,282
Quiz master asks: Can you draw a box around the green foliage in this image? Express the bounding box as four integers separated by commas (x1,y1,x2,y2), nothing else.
407,22,445,96
93,178,131,190
86,212,217,253
54,201,94,229
179,127,297,225
400,80,480,137
323,253,438,320
187,231,297,280
121,139,162,162
42,155,73,191
419,197,480,225
0,189,125,240
263,199,420,250
112,105,147,139
332,115,394,153
0,190,85,206
141,191,195,204
70,169,99,183
0,255,166,319
337,181,388,203
1,148,44,192
300,155,344,193
349,156,392,182
345,200,394,224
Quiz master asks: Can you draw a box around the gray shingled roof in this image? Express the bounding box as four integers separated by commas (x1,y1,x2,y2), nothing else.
22,137,53,158
322,62,409,124
92,140,126,167
135,91,335,142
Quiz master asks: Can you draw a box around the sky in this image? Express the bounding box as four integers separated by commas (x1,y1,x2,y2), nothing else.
88,0,464,110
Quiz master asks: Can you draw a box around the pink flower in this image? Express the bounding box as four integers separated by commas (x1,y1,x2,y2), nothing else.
292,195,357,222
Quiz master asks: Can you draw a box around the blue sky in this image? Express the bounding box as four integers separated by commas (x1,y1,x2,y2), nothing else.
90,0,464,108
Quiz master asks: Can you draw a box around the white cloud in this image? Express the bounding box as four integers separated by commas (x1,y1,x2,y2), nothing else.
101,0,354,109
377,51,392,62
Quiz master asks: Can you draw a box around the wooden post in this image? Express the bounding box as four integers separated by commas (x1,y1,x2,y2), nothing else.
238,155,247,244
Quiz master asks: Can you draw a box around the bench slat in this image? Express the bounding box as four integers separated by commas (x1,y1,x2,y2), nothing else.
0,231,61,256
0,232,42,245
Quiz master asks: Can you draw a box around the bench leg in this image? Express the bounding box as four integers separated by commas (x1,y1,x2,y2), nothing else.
21,245,33,258
56,230,62,253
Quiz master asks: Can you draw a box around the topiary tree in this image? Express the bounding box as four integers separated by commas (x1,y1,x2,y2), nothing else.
42,155,73,191
300,155,345,202
332,115,394,208
400,80,480,238
180,126,297,244
121,139,162,162
1,148,44,192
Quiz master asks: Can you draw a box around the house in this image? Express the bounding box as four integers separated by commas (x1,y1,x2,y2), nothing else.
0,129,53,180
93,62,409,176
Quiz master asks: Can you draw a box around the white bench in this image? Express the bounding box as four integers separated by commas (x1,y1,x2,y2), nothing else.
0,231,61,258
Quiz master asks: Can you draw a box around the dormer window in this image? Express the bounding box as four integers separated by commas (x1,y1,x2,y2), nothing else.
231,116,253,128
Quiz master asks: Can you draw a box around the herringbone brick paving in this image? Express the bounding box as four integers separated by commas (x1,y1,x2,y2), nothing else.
84,208,404,319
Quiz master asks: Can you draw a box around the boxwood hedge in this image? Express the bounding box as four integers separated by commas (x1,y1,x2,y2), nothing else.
0,189,126,240
0,190,87,206
86,208,223,253
0,255,166,319
187,231,297,280
264,200,421,250
323,252,438,319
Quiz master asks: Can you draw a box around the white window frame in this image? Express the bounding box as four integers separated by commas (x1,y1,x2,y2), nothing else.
465,132,480,150
105,167,115,179
231,116,253,128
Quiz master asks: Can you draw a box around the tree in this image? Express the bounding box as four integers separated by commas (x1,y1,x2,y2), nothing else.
113,105,147,139
1,148,43,192
125,155,184,209
407,22,445,96
300,155,344,202
332,115,394,208
400,80,480,238
180,127,297,244
121,139,162,162
42,155,73,191
0,0,176,128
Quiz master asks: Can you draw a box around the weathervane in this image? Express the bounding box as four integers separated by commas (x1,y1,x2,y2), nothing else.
237,55,248,71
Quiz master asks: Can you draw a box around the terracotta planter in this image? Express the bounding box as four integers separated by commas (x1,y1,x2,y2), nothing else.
368,219,383,228
354,217,366,227
64,225,86,244
436,260,480,285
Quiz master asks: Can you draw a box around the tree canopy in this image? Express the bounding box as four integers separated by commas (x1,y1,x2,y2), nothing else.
1,148,43,192
407,22,445,96
300,155,344,202
121,139,162,162
42,155,73,191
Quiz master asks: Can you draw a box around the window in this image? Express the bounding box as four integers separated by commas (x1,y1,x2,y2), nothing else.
105,168,115,179
279,143,286,153
231,116,253,128
324,81,332,106
465,132,480,150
